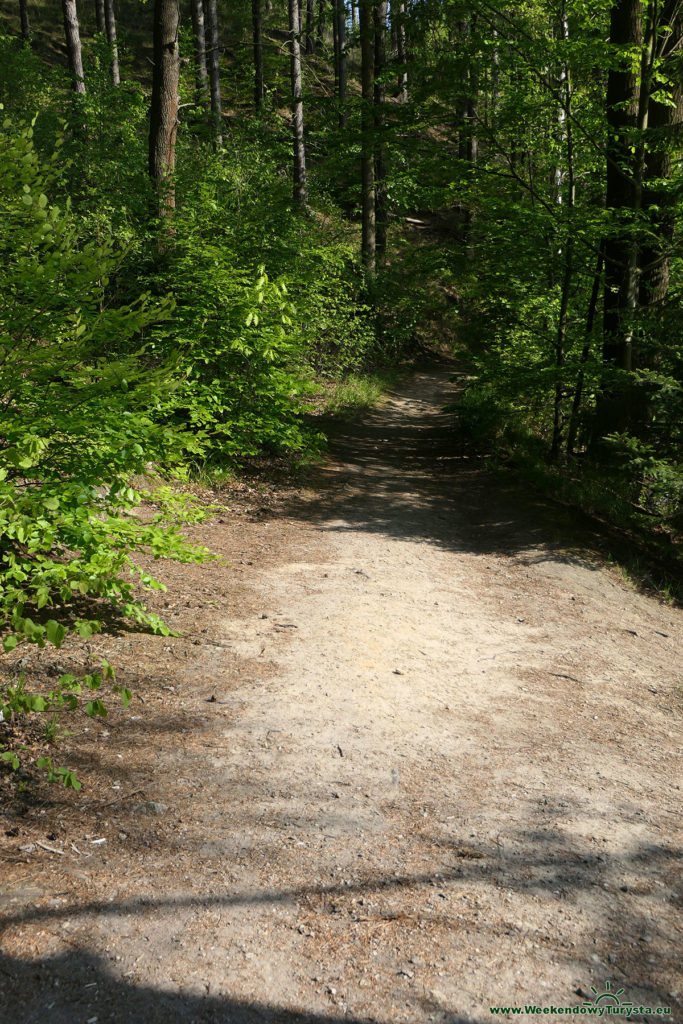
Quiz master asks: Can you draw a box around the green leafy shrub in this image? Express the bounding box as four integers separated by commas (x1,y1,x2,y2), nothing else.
0,112,208,782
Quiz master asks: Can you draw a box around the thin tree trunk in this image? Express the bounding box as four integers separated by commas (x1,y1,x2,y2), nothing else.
550,5,573,463
288,0,308,207
374,0,388,264
316,0,325,50
305,0,315,53
62,0,86,94
639,0,682,312
205,0,223,150
252,0,265,108
457,19,469,160
149,0,179,218
95,0,105,33
20,0,32,42
602,0,642,374
104,0,120,86
395,0,407,102
191,0,209,109
567,247,604,457
336,0,347,125
467,17,479,165
351,0,357,29
360,0,375,278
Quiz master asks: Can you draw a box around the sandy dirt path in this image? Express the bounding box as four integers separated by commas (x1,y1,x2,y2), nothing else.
1,367,681,1024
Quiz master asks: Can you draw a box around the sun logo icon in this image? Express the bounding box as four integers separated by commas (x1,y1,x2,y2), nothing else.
583,981,632,1009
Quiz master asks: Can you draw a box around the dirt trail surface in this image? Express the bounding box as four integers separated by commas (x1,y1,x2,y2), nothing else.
1,368,682,1024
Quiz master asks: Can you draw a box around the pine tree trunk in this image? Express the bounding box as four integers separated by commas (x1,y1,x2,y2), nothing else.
351,0,357,30
336,0,347,125
104,0,120,86
360,0,375,278
374,0,388,264
252,0,265,108
205,0,223,150
20,0,31,42
289,0,308,207
305,0,315,53
62,0,86,94
191,0,209,109
149,0,179,217
95,0,105,34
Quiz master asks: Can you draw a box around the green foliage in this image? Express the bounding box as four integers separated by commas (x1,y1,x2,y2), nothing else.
0,111,209,783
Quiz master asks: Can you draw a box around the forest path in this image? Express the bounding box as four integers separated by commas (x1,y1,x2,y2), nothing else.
2,366,682,1024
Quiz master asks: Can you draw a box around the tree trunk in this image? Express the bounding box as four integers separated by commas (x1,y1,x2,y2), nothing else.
288,0,308,207
395,0,407,102
104,0,120,86
602,0,642,374
639,0,682,312
305,0,315,53
566,247,603,457
360,0,375,278
20,0,32,42
149,0,179,218
336,0,347,125
62,0,86,94
550,5,573,464
95,0,105,34
205,0,223,150
351,0,357,30
252,0,265,108
190,0,209,109
592,0,643,446
467,17,479,165
457,19,469,160
374,0,388,264
316,0,325,50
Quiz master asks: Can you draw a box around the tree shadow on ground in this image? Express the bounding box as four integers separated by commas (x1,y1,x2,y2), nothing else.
288,368,680,594
0,947,412,1024
285,371,601,570
2,816,679,1019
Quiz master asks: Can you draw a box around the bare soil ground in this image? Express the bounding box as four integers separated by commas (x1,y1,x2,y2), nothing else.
1,367,681,1024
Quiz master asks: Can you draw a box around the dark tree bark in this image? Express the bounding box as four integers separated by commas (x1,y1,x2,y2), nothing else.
149,0,179,217
374,0,388,264
305,0,315,53
360,0,375,277
20,0,31,42
104,0,120,86
335,0,347,125
95,0,105,33
252,0,265,108
205,0,223,150
288,0,308,206
190,0,209,109
62,0,86,94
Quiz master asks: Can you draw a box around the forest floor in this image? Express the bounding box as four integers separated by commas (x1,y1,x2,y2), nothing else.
1,365,681,1024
